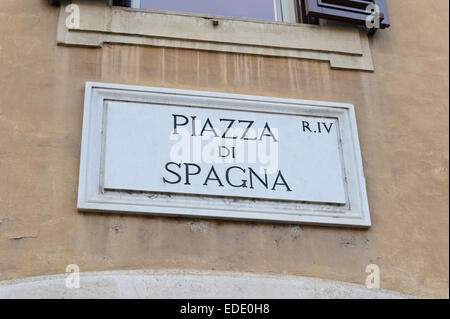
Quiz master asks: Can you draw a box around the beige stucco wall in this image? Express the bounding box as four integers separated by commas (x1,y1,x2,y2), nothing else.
0,0,448,298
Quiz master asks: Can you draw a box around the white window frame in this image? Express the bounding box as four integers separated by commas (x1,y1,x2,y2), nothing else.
130,0,297,23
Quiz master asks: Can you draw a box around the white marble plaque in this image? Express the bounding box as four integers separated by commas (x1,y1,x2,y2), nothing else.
78,83,371,227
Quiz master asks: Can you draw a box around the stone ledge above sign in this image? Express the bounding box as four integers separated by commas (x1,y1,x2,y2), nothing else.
78,82,371,227
56,1,374,71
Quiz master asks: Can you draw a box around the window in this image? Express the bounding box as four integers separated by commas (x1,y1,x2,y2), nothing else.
139,0,283,22
114,0,301,23
113,0,388,28
56,1,379,71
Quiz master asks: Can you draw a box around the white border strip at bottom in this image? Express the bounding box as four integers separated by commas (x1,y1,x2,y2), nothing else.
0,269,413,299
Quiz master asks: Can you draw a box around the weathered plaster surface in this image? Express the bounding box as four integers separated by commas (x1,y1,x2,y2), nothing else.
0,0,448,298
